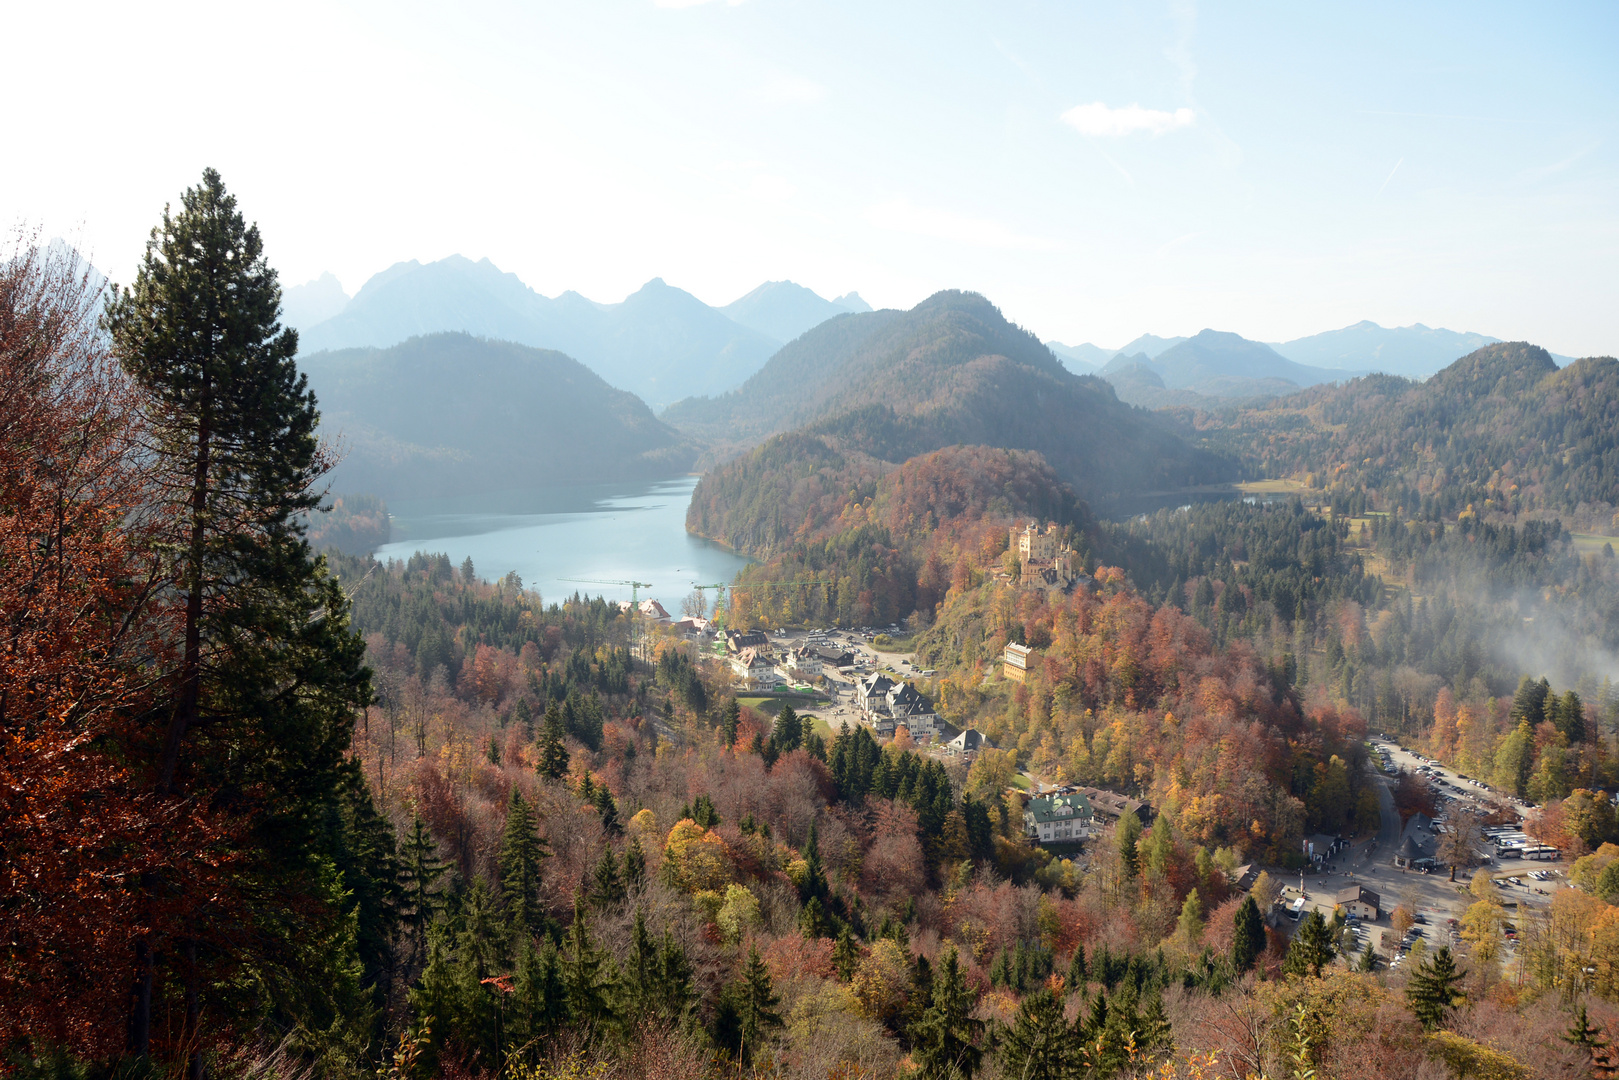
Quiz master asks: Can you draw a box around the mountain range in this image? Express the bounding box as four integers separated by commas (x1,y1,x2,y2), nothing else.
299,333,693,500
1047,321,1529,383
286,257,867,409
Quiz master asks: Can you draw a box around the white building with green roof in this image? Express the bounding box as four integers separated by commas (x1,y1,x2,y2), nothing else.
1024,792,1094,844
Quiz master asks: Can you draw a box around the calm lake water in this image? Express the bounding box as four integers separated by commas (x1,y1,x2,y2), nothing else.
374,476,751,613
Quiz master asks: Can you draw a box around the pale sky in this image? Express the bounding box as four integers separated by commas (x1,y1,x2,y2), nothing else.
7,1,1616,354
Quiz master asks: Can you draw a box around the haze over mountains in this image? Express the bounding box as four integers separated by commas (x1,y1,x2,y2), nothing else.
1049,322,1523,385
299,332,693,500
286,257,866,408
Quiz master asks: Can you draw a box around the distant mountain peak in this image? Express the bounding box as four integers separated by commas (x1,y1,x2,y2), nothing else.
834,291,872,313
722,279,871,344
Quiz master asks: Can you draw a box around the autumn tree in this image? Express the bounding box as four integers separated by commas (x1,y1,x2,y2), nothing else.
0,235,170,1056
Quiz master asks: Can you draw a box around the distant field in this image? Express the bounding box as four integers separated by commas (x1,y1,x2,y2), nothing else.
1237,478,1312,496
1011,773,1032,791
1571,532,1617,555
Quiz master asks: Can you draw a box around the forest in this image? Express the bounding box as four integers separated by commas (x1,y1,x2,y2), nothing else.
1169,342,1619,534
9,170,1619,1080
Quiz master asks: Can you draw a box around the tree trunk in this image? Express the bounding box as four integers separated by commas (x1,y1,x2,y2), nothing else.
157,381,211,796
129,933,152,1056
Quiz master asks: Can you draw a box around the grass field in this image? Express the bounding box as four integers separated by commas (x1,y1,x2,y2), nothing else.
1572,532,1617,555
1010,773,1032,791
738,693,826,714
1237,478,1312,496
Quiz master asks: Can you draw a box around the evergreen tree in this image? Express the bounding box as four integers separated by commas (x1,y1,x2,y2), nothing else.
833,927,860,981
561,891,616,1028
406,924,460,1076
509,935,568,1051
998,988,1078,1080
1283,910,1337,977
1562,1002,1609,1071
1555,690,1587,744
1231,895,1266,973
912,948,984,1080
1358,940,1378,972
537,701,569,780
106,167,372,1058
1067,943,1088,988
799,896,830,940
1511,675,1551,727
622,836,647,893
691,793,721,829
593,783,621,834
736,945,784,1063
1406,945,1465,1030
799,820,830,903
589,846,625,909
399,816,447,954
722,698,741,749
1117,813,1144,878
903,953,934,1047
624,907,659,1018
772,704,803,753
498,789,550,937
655,930,697,1018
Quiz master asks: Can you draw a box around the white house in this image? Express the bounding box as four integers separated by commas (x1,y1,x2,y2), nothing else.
1024,792,1094,844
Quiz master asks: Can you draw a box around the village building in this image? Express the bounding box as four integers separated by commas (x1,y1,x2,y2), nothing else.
810,644,855,669
730,647,780,688
1003,642,1033,683
1307,833,1345,864
1071,786,1151,827
947,728,990,755
723,629,770,654
618,598,670,621
1024,792,1094,844
855,672,939,738
780,646,824,680
1334,885,1381,921
1394,814,1439,870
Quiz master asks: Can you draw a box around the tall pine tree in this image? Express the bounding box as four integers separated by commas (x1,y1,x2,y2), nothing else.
106,167,372,1062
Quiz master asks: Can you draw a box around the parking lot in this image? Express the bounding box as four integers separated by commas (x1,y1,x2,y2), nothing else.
1269,736,1575,969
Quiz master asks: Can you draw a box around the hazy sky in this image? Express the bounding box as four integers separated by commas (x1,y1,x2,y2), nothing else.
8,1,1616,354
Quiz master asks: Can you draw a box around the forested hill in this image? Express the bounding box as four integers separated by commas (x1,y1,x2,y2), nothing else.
302,332,695,499
668,290,1233,505
706,445,1110,628
1181,342,1619,529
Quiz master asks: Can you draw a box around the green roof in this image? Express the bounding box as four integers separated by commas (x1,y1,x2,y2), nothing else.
1026,793,1093,825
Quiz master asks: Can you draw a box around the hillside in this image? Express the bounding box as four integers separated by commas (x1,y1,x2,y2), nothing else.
1182,342,1619,529
720,280,868,342
699,444,1105,628
302,332,694,499
1272,320,1502,379
666,291,1232,506
295,257,781,407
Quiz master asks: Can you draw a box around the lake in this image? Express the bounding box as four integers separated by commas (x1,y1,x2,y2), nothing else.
374,476,751,614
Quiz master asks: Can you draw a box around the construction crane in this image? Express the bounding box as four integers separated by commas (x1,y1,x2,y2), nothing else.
559,577,654,604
